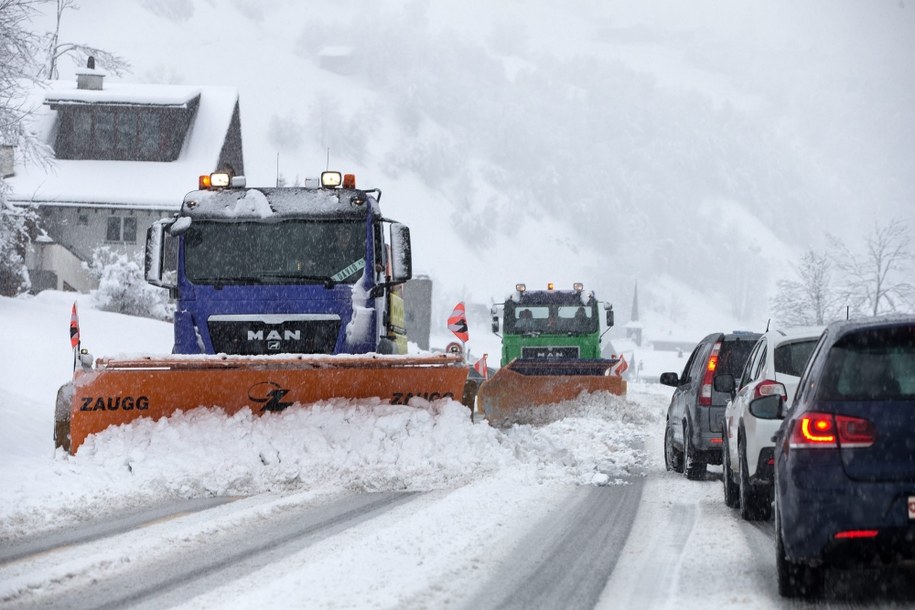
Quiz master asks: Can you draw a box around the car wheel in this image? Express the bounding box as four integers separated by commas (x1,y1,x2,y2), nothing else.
683,421,706,480
776,501,824,598
722,435,739,508
738,436,770,521
664,423,683,473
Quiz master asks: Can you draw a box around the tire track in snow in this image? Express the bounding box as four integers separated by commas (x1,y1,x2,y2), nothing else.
595,475,698,610
462,479,645,610
0,497,238,565
2,491,419,610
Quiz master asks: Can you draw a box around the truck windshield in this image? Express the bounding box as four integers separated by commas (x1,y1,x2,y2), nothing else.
184,220,366,285
506,303,597,334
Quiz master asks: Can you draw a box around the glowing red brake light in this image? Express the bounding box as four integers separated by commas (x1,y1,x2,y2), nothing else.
698,342,721,406
790,413,836,447
789,412,876,449
834,529,879,539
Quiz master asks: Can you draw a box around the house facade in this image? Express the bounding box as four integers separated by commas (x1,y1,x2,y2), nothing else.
6,67,244,293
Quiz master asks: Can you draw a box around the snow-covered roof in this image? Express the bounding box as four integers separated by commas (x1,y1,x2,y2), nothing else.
44,81,201,107
6,79,240,210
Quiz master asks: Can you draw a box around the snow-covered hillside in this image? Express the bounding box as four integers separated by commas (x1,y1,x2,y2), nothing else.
23,0,915,341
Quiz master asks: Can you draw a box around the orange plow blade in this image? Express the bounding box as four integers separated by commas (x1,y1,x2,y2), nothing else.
63,353,468,454
476,359,626,426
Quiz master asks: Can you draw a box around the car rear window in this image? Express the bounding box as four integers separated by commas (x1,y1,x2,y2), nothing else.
718,339,757,377
820,325,915,401
773,339,818,377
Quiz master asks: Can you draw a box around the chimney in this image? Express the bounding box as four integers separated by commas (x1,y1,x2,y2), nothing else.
76,56,105,90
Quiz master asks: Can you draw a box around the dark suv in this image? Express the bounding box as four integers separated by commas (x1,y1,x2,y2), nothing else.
661,331,760,479
769,315,915,598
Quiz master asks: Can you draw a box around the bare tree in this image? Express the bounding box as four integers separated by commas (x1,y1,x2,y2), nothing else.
832,220,914,317
1,0,45,150
771,248,839,327
41,0,130,79
0,0,47,296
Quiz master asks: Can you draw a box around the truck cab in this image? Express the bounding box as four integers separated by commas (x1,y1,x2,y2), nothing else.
491,283,614,366
145,171,412,356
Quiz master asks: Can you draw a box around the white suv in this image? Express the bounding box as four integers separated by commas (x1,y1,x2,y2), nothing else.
714,326,824,520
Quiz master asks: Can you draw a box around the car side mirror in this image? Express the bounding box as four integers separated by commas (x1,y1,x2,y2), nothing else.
659,372,679,387
748,394,783,420
713,373,735,396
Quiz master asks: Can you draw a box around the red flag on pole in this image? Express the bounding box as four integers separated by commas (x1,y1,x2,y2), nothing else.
447,302,469,342
473,353,489,380
69,301,80,349
611,354,629,377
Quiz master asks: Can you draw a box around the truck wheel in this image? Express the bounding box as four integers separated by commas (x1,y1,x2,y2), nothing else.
54,382,73,453
376,338,396,354
683,422,706,480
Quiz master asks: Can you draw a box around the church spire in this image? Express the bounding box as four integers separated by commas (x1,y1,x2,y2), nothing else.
630,280,639,322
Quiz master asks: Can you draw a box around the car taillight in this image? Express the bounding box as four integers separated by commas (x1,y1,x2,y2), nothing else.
835,415,877,448
834,529,879,539
788,412,876,449
753,379,787,401
698,342,721,406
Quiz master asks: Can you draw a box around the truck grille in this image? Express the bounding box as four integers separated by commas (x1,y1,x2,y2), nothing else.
521,346,580,359
207,315,340,355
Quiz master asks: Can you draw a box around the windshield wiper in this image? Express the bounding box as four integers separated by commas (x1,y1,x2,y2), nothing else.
191,276,265,287
255,273,338,288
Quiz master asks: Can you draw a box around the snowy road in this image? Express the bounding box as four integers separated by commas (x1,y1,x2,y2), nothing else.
3,294,915,608
5,468,915,609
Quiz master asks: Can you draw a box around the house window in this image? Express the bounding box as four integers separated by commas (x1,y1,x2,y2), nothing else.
53,97,198,162
106,216,138,243
77,211,89,226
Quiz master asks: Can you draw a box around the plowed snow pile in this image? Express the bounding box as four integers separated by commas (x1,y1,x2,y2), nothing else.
0,292,662,542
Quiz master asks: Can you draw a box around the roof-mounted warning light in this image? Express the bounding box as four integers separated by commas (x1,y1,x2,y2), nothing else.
516,283,526,293
321,171,342,188
199,171,245,190
547,282,555,291
573,282,584,292
343,173,356,189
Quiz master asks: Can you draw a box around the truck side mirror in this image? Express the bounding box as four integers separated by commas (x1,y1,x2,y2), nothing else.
145,219,176,289
605,304,614,328
389,223,412,284
491,306,500,335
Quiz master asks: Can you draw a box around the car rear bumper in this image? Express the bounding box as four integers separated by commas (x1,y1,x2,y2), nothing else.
779,481,915,564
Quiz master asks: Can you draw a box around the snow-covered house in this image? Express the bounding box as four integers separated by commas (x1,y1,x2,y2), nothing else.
6,67,244,293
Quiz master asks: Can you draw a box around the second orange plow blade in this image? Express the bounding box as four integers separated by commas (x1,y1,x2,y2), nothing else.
67,353,468,454
476,359,626,426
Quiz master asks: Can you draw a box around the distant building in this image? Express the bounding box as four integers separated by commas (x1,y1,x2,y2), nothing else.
318,46,356,75
6,63,244,293
625,280,643,347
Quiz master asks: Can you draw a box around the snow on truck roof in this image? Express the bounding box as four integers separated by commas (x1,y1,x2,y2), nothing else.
181,187,382,220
